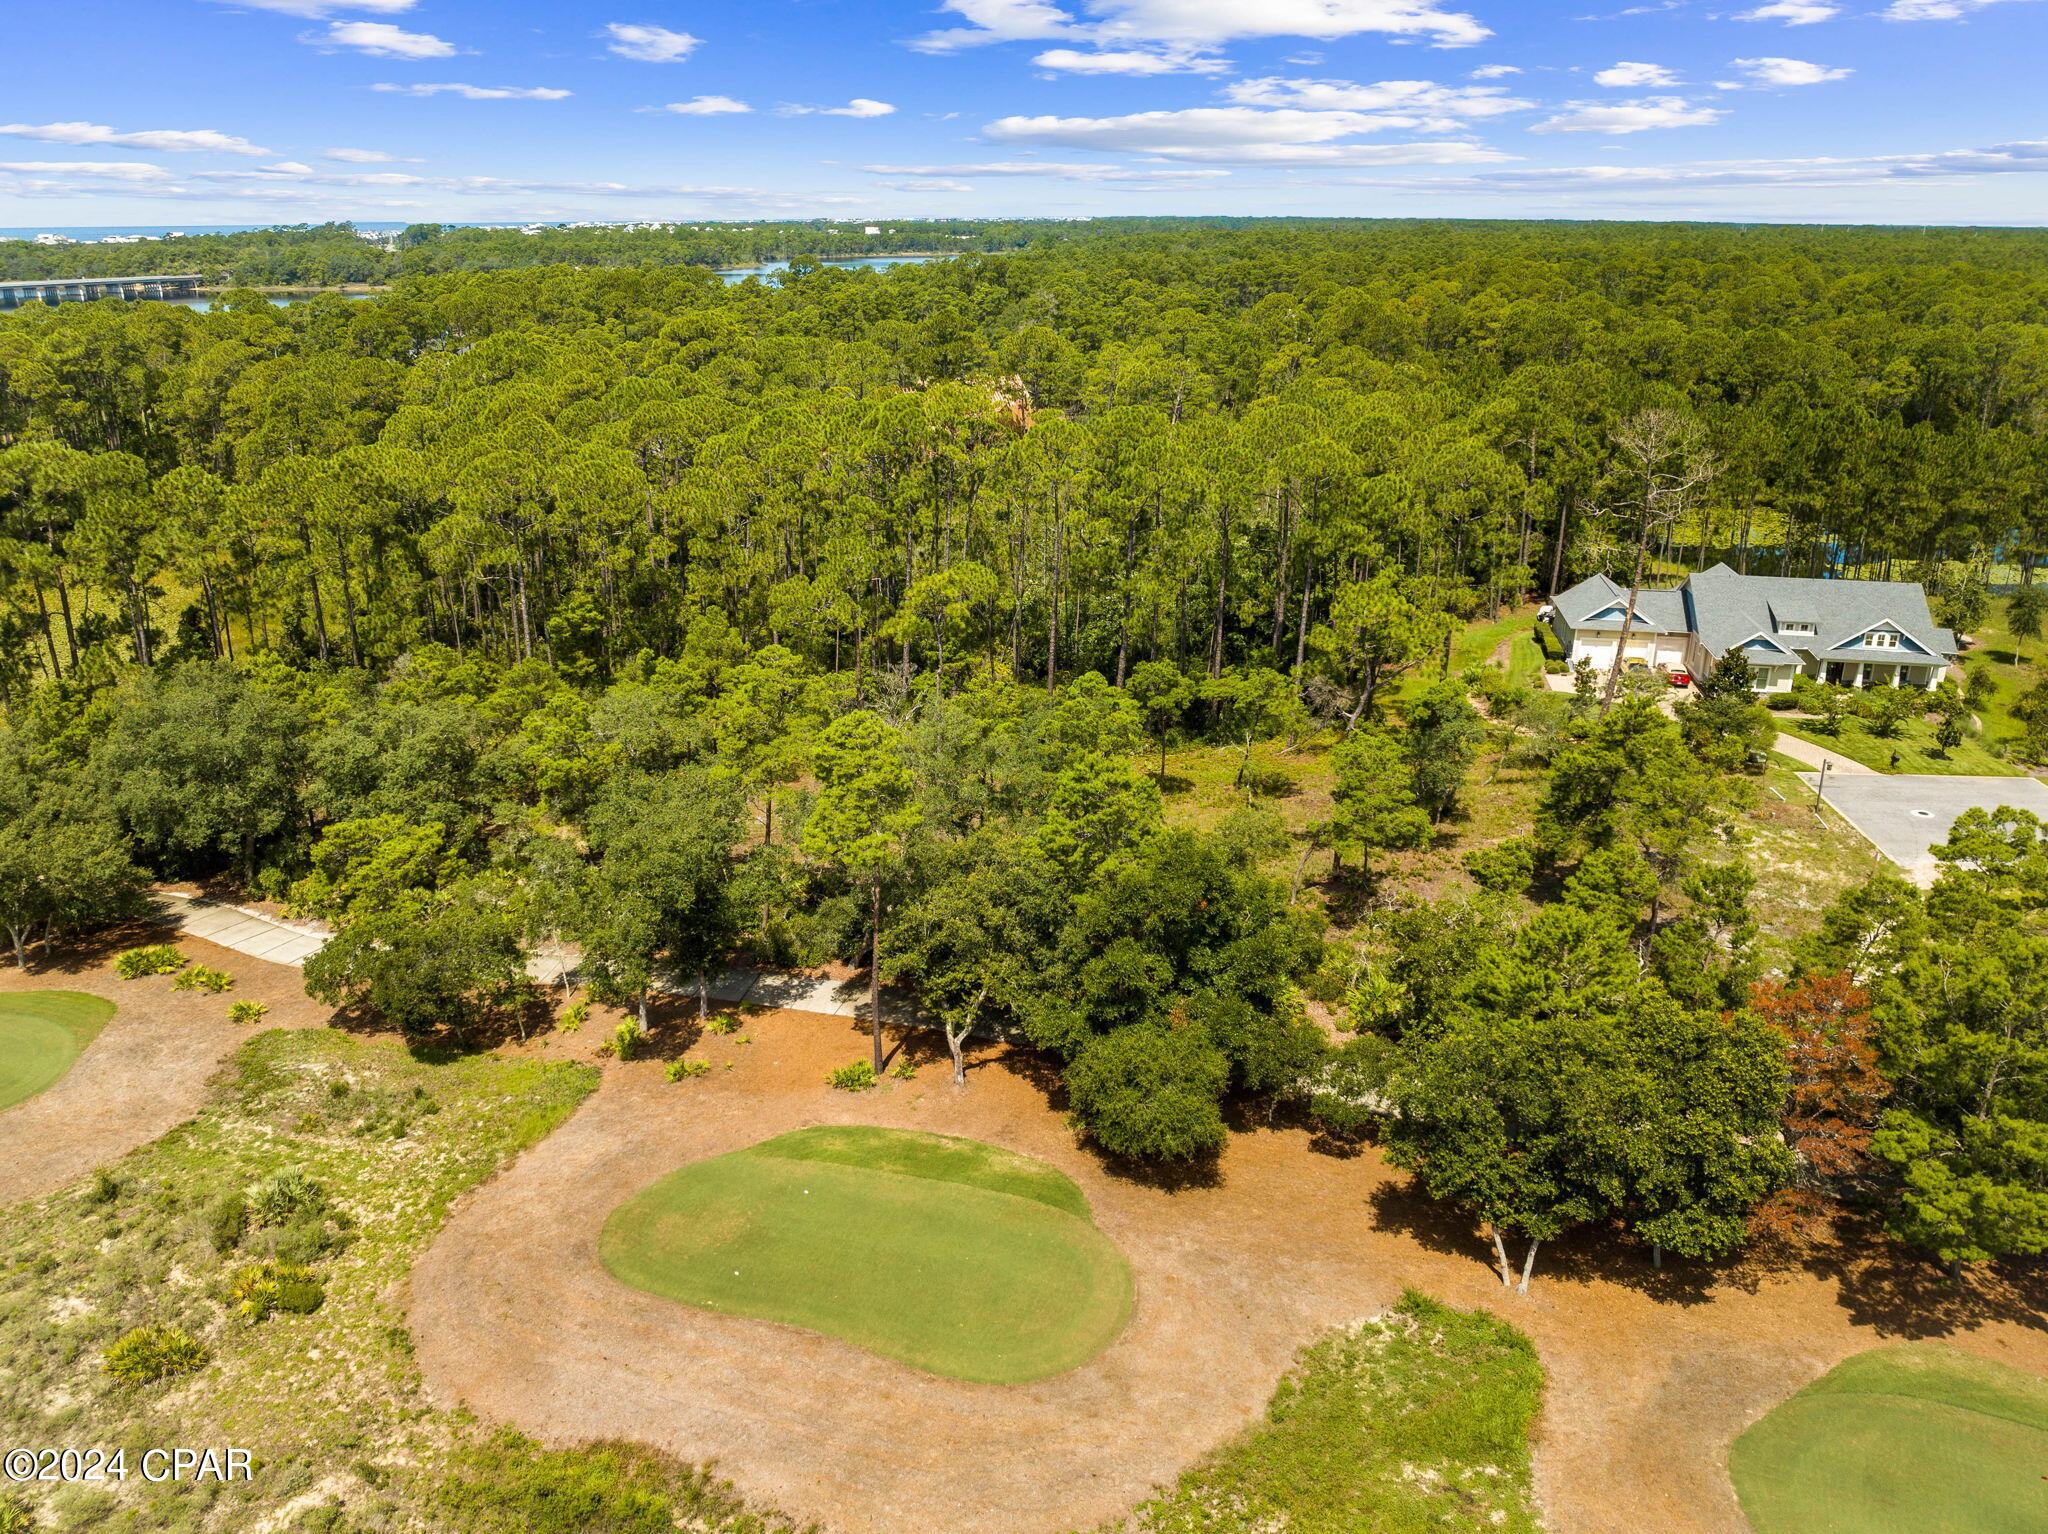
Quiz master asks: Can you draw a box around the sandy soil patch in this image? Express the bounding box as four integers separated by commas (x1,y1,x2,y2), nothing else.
409,1007,2048,1534
0,922,331,1205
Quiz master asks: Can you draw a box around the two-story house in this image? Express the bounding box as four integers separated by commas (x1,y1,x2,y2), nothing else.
1547,563,1960,692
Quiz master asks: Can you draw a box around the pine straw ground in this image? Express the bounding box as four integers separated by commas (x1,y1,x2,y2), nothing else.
413,1001,2048,1534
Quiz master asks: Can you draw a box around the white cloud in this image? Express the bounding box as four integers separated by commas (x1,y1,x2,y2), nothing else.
323,147,403,161
370,83,572,99
914,0,1489,54
0,122,274,156
603,23,702,62
0,161,176,183
1882,0,2038,17
263,160,317,174
983,106,1514,163
1593,61,1679,87
1736,0,1839,21
1033,46,1228,72
864,159,1230,180
871,178,977,192
203,0,416,14
1337,137,2048,193
647,96,753,115
1468,63,1520,77
1222,76,1533,119
1730,55,1850,84
1530,96,1723,133
780,98,898,117
309,20,456,58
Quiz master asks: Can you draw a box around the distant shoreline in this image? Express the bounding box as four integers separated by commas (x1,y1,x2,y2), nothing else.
194,283,390,296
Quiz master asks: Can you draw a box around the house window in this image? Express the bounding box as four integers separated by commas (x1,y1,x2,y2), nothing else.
1777,621,1815,635
1865,630,1899,649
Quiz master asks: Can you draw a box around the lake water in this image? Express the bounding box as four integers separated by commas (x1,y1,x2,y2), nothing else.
714,255,940,284
4,254,945,314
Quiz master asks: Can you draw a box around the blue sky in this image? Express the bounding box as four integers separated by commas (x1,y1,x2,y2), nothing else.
2,0,2043,227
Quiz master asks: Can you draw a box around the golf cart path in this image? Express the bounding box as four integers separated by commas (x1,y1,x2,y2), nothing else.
152,888,916,1022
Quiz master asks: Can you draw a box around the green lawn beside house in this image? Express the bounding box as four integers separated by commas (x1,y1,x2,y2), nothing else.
1775,715,2023,777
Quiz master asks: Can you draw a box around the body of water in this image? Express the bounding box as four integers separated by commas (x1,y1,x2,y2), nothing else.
3,253,945,313
714,255,939,284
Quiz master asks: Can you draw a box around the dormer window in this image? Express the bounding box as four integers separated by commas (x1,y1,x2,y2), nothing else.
1777,621,1815,635
1865,629,1899,649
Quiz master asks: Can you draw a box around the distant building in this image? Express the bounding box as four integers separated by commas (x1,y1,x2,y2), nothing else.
864,225,880,235
32,232,75,246
1548,563,1959,691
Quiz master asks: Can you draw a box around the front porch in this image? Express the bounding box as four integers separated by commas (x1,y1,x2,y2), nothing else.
1818,659,1942,689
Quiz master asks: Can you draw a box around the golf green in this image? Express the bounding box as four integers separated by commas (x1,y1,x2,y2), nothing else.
1732,1342,2048,1534
0,991,115,1112
599,1126,1133,1384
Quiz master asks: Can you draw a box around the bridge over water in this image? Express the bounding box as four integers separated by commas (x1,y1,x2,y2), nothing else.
0,273,205,310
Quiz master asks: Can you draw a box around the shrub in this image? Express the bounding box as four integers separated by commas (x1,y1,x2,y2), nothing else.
559,1000,589,1033
826,1060,876,1092
703,1015,738,1036
664,1060,711,1082
102,1325,208,1385
1463,838,1538,894
88,1168,120,1205
611,1022,639,1061
890,1060,918,1081
248,1167,329,1227
226,1262,326,1321
1066,1024,1230,1161
0,1492,31,1534
228,999,270,1025
428,1429,753,1534
114,944,186,979
173,964,235,994
207,1191,248,1254
1764,693,1799,711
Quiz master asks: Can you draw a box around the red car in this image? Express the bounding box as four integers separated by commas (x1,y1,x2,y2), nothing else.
1666,669,1693,688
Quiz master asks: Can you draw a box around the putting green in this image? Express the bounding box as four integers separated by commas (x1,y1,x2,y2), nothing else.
1732,1343,2048,1534
0,991,115,1111
600,1126,1132,1384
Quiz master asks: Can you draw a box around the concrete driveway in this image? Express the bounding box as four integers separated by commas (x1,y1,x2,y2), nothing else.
1796,771,2048,884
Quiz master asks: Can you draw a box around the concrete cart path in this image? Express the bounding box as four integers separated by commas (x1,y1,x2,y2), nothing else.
1773,732,1878,774
1798,771,2048,885
151,890,899,1020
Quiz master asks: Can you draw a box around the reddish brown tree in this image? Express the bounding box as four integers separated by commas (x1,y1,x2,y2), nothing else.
1749,972,1890,1239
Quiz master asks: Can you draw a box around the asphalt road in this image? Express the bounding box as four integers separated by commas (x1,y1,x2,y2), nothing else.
1797,772,2048,882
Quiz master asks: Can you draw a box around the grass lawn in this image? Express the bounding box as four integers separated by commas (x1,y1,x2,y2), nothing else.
1960,595,2045,754
0,990,114,1111
601,1126,1132,1385
1731,1342,2048,1534
1775,714,2023,776
1506,633,1546,687
1104,1291,1542,1534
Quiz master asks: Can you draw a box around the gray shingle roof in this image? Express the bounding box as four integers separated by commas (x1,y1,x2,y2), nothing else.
1550,573,1689,632
1683,564,1953,662
1553,564,1957,664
